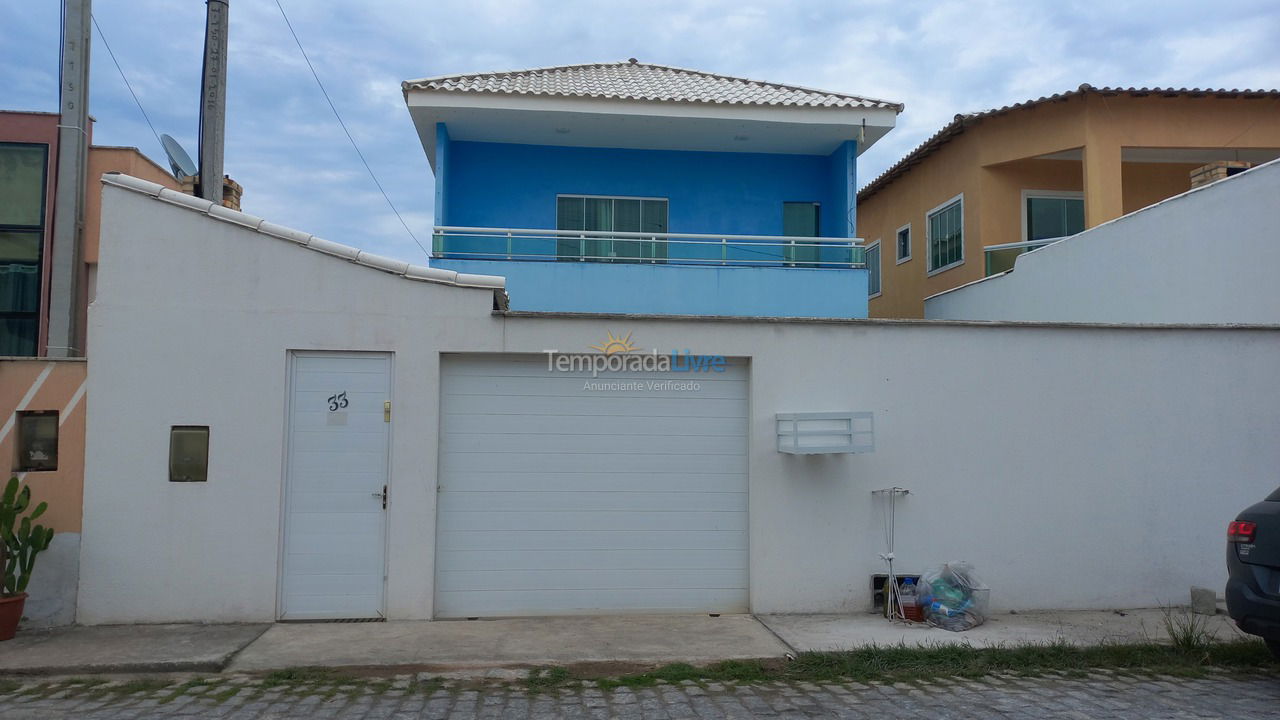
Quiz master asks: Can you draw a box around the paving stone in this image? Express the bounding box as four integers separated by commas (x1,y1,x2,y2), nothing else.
7,672,1280,718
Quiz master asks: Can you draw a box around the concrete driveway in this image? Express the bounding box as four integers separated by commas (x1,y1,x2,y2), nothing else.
227,614,790,672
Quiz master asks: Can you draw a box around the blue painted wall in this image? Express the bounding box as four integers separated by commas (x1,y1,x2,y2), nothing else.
825,140,857,238
444,139,855,238
434,123,450,226
435,258,869,318
429,125,867,317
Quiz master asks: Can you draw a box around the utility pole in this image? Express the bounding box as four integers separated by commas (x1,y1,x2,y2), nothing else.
47,0,92,358
198,0,229,203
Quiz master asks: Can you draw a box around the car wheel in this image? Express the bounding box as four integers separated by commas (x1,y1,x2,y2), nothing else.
1267,639,1280,660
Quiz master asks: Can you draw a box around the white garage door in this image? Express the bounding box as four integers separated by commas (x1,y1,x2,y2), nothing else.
437,354,748,617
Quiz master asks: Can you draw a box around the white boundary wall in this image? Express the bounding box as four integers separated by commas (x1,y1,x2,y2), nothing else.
925,158,1280,324
79,181,1280,623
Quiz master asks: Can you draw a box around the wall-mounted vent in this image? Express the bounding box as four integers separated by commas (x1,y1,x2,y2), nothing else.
776,411,874,454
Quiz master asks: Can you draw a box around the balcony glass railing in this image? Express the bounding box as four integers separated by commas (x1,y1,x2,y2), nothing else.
432,226,866,269
983,237,1065,276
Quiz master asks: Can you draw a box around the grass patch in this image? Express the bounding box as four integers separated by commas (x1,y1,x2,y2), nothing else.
157,676,222,704
0,679,23,695
110,677,175,696
595,660,772,690
519,639,1278,692
525,666,570,691
259,667,354,688
208,687,241,704
412,676,446,695
789,639,1275,684
1162,607,1219,652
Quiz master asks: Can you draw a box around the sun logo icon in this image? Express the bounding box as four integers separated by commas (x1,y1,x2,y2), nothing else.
590,330,637,355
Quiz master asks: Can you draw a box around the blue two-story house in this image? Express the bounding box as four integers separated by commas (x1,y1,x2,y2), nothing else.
403,60,902,317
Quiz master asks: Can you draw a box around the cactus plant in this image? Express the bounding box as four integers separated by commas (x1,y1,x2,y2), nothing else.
1,476,55,598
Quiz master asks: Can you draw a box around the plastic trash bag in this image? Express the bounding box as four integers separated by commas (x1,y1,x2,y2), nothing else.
917,562,990,631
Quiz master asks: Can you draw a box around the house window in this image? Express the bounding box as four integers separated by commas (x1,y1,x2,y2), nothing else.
927,196,964,274
169,426,210,483
0,143,49,357
895,224,911,263
867,241,882,298
782,202,821,265
15,411,58,472
555,195,668,263
1025,192,1084,242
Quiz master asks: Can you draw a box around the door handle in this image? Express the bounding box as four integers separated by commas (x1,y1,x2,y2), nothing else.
372,485,387,509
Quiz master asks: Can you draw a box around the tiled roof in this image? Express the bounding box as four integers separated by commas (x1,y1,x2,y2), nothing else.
403,59,903,111
858,84,1280,200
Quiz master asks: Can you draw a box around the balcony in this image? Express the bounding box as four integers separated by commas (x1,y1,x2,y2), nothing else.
430,226,870,318
983,237,1065,276
433,226,866,268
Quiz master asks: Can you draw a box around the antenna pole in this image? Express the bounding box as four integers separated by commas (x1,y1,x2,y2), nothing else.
197,0,229,203
47,0,92,357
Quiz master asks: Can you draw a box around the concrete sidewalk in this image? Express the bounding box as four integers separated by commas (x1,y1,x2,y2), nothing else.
760,608,1244,651
0,623,270,675
0,609,1244,677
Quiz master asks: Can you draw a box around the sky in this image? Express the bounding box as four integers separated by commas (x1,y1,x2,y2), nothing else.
2,0,1278,261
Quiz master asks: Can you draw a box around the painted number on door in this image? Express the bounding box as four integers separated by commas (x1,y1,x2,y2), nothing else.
327,391,349,412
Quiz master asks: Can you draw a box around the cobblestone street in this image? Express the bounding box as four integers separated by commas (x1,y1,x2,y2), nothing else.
3,671,1279,719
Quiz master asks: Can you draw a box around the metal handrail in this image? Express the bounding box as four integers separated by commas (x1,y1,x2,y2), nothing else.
434,225,858,244
983,237,1067,252
431,226,867,269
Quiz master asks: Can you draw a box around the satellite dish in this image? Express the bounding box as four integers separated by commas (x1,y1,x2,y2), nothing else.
160,134,198,179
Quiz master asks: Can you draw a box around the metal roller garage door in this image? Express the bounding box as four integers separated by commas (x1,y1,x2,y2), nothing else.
436,354,748,617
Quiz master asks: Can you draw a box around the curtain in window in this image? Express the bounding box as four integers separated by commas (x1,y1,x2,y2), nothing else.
555,197,668,262
0,230,41,355
612,199,642,261
555,196,585,259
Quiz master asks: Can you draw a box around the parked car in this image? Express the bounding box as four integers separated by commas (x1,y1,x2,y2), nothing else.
1226,486,1280,657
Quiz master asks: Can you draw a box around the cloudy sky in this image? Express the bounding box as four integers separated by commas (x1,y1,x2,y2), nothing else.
3,0,1278,260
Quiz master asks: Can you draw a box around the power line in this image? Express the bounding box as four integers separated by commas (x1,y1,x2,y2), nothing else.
90,14,163,155
272,0,429,259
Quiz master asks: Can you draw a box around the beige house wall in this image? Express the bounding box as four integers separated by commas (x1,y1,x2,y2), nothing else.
860,92,1280,318
0,359,86,533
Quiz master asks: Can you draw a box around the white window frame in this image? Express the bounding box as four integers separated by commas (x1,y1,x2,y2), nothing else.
866,239,882,299
926,193,965,277
557,193,669,203
1020,189,1084,243
894,222,912,264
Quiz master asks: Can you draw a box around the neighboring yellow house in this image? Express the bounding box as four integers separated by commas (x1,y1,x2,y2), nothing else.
857,85,1280,318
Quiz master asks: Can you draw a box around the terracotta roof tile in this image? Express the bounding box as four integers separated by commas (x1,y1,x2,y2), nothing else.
858,84,1280,200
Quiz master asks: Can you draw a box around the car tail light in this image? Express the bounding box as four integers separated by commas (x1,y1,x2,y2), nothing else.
1228,521,1256,543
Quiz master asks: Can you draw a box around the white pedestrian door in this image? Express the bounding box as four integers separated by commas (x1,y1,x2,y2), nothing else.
281,353,391,620
437,354,749,617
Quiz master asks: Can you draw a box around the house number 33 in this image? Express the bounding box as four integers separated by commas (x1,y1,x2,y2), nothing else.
327,391,349,412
